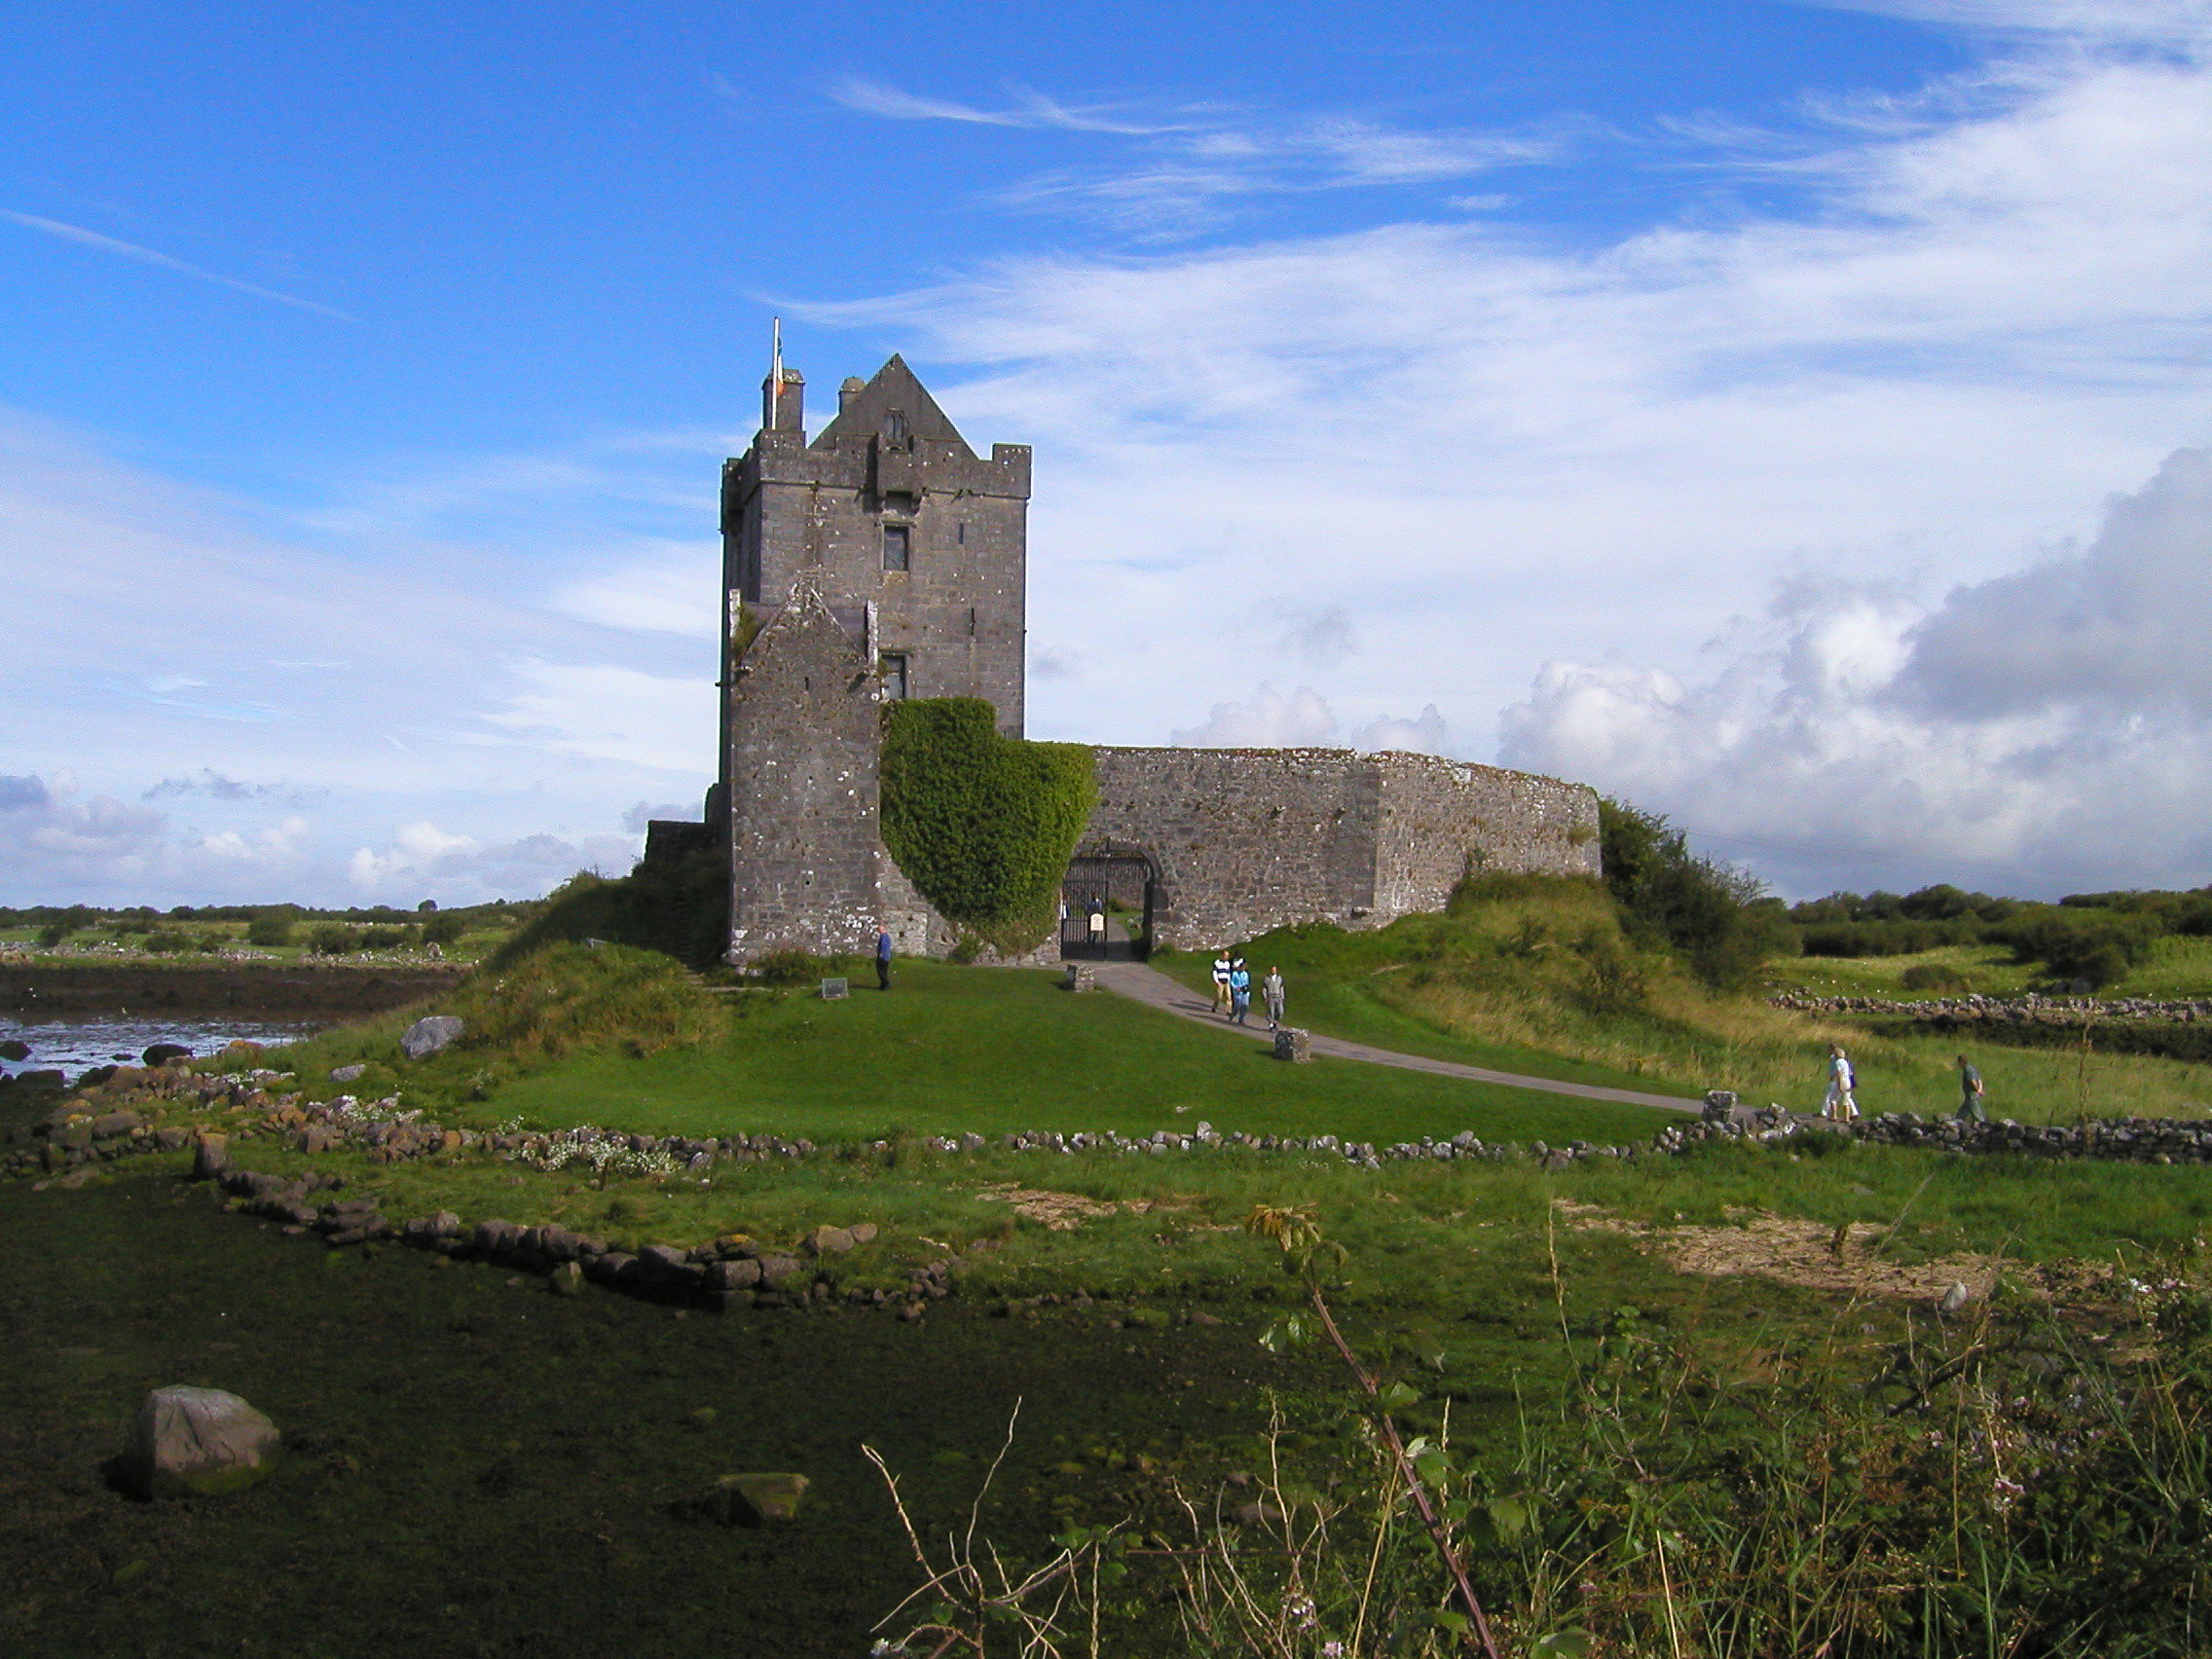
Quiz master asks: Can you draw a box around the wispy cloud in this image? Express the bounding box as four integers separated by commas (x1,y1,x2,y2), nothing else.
830,78,1182,134
829,81,1565,235
0,210,353,320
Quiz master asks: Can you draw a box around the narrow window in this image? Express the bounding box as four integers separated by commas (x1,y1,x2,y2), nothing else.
879,653,909,700
883,410,908,444
882,524,910,571
956,520,966,545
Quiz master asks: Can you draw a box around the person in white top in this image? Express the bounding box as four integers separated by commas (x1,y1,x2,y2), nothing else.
1211,950,1233,1015
1823,1046,1859,1122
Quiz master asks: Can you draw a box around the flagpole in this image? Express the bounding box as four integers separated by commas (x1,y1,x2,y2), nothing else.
770,315,783,429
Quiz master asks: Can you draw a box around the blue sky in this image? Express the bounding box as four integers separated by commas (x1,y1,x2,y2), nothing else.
5,0,2212,904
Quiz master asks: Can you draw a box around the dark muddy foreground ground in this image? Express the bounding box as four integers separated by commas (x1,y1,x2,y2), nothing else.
0,1161,1318,1659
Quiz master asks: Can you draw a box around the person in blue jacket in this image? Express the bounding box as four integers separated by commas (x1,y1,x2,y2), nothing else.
875,928,894,991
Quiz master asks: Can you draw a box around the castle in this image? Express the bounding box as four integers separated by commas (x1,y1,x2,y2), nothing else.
647,354,1601,964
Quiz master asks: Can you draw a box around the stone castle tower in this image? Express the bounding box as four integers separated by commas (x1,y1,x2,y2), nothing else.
714,356,1032,960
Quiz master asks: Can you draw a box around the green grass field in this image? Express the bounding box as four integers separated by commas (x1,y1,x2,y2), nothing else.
460,961,1672,1147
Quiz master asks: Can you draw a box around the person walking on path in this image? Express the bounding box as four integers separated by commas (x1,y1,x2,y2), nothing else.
1955,1054,1986,1123
874,928,894,992
1211,949,1233,1016
1823,1045,1859,1122
1229,960,1252,1025
1263,966,1286,1031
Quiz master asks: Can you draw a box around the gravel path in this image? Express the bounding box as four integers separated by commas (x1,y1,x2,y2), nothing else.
1089,959,1697,1113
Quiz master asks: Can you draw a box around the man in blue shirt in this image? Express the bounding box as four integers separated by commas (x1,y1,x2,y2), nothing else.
875,928,894,991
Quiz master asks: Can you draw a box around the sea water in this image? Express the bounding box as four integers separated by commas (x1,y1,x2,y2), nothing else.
0,1014,316,1079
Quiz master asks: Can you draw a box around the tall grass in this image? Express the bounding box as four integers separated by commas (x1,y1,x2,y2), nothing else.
871,1221,2212,1658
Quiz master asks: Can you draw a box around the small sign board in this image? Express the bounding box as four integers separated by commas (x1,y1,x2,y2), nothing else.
819,977,849,1001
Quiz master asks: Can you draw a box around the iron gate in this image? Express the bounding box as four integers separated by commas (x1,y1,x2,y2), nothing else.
1059,856,1155,960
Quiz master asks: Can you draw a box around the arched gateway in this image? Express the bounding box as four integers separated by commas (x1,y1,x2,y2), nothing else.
1058,850,1160,962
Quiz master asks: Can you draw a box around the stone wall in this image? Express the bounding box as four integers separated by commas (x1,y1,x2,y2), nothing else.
1077,747,1600,953
722,586,884,962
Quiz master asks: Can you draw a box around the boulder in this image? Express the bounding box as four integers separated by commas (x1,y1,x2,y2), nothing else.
329,1063,367,1084
0,1038,30,1061
399,1016,464,1061
670,1472,810,1526
548,1261,585,1297
756,1254,807,1291
120,1385,280,1498
191,1132,229,1180
802,1225,855,1257
707,1258,762,1293
142,1044,192,1068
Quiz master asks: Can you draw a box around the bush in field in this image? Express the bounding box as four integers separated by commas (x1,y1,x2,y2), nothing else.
143,930,196,954
1598,798,1792,989
422,911,465,948
357,925,414,950
1996,910,2159,989
245,913,295,947
307,922,357,955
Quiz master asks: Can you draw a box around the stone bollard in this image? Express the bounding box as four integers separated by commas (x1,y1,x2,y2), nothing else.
191,1131,229,1180
819,977,849,1001
1701,1089,1738,1124
1273,1028,1312,1064
1062,964,1096,993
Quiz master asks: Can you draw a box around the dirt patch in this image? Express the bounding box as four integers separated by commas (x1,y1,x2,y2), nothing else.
1556,1199,2000,1303
976,1185,1144,1232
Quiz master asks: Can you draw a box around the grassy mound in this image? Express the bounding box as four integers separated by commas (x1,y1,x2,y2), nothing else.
1167,874,2212,1120
275,941,725,1112
492,844,729,972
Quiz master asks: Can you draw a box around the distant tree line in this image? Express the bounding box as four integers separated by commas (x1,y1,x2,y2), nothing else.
1786,884,2212,988
0,899,527,954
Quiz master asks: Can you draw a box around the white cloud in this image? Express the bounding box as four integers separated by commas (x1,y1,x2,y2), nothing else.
1172,683,1342,748
1353,705,1453,756
1499,447,2212,896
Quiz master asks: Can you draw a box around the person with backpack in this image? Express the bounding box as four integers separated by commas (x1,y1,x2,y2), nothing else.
1823,1045,1859,1122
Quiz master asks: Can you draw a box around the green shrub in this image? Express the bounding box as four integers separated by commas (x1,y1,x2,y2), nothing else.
1597,798,1788,989
358,925,414,950
750,945,836,986
307,922,357,955
143,930,196,954
879,698,1096,950
422,912,465,947
244,913,295,948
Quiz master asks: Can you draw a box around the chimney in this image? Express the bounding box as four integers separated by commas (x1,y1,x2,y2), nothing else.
839,376,865,417
760,368,804,433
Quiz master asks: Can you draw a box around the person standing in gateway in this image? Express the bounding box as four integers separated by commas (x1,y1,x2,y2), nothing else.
875,928,894,991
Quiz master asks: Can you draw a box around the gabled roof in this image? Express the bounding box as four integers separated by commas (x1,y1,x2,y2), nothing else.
809,354,974,457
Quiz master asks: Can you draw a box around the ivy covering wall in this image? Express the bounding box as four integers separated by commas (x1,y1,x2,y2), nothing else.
879,698,1097,948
